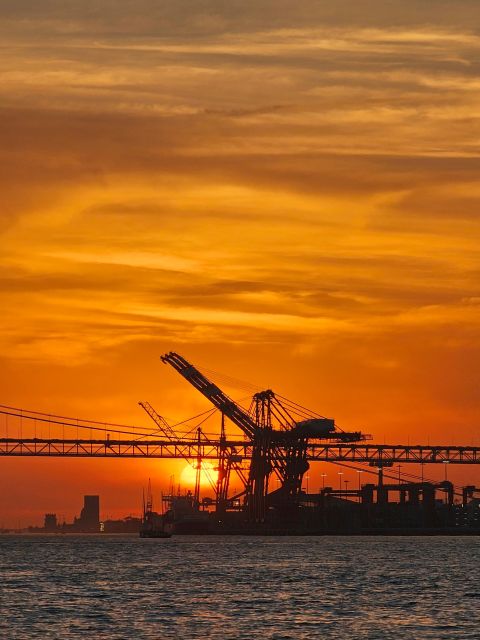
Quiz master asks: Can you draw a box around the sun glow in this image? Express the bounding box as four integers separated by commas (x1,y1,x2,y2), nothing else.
180,462,218,488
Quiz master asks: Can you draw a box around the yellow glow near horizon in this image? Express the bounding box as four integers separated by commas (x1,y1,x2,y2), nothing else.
180,462,219,489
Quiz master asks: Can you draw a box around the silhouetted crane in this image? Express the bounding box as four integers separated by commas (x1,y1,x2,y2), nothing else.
138,400,216,505
161,352,366,522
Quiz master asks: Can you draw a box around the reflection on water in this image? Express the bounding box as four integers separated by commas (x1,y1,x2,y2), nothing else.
0,535,479,639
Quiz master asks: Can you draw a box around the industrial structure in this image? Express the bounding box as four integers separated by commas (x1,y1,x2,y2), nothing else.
1,352,480,534
149,352,367,524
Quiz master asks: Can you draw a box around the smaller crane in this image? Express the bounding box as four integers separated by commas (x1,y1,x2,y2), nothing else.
138,401,217,507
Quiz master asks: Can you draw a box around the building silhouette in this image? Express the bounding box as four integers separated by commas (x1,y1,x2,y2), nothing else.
74,495,100,532
44,513,58,532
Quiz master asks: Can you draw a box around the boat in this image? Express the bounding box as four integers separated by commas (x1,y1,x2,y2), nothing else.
139,479,172,538
139,528,171,538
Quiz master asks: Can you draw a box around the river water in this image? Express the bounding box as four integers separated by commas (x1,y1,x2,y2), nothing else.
0,535,479,639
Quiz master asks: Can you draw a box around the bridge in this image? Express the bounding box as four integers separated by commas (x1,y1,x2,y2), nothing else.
1,437,479,465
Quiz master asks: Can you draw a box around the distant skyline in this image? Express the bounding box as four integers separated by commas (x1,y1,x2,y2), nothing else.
1,1,479,525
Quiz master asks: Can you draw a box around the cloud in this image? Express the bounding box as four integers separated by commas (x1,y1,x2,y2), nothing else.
2,2,480,38
0,4,478,396
385,186,480,221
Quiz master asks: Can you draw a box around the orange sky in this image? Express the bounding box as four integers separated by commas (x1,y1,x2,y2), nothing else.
1,2,479,526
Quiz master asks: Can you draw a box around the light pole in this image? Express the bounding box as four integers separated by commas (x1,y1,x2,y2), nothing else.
356,470,363,502
443,460,450,481
321,473,327,490
305,474,310,494
356,470,363,490
443,461,450,505
338,471,343,491
344,479,349,494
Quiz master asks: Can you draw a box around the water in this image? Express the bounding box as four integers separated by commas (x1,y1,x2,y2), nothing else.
1,535,479,639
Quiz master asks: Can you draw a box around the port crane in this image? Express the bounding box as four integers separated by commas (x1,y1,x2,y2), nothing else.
160,352,366,520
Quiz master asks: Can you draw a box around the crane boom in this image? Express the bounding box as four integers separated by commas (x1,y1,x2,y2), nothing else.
160,352,257,438
138,401,175,439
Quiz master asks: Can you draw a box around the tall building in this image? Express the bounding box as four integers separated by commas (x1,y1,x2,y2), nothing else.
76,495,100,532
44,513,57,532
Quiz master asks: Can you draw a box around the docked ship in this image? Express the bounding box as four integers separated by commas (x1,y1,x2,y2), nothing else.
139,480,172,538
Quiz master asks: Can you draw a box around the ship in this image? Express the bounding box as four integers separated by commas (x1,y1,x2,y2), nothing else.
139,480,172,538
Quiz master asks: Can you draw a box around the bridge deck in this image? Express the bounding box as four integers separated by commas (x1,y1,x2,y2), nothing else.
1,438,479,464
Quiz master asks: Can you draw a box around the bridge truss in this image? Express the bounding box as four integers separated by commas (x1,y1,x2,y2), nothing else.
1,437,480,465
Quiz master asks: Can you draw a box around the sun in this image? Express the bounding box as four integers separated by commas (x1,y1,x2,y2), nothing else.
180,462,218,488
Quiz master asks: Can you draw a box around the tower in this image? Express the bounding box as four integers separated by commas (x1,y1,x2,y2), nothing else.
78,495,100,532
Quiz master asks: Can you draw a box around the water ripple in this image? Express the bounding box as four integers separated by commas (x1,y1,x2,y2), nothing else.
0,535,479,639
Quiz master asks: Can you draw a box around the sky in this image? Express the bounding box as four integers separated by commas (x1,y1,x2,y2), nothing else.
1,1,479,526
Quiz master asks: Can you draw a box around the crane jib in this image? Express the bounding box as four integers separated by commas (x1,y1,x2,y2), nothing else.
161,352,257,438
